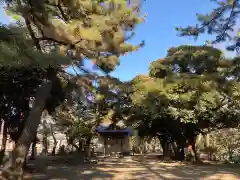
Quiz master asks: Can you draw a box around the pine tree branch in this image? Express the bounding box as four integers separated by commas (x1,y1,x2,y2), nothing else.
57,0,68,21
15,0,42,51
213,0,237,43
176,0,238,42
24,17,42,51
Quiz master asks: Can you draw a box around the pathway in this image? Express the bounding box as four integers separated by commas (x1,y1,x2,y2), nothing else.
24,156,240,180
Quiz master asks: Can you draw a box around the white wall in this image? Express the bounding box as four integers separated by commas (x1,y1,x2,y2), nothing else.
94,136,130,155
32,134,68,155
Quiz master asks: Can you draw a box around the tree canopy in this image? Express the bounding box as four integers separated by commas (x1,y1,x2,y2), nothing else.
0,0,145,179
1,1,240,179
127,45,240,160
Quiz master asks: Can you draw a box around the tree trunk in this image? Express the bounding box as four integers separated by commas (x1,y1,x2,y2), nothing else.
41,127,49,156
22,147,31,170
171,141,178,156
41,111,50,156
77,139,82,152
84,136,92,160
192,140,199,162
203,134,210,149
159,137,170,159
0,122,8,164
174,140,185,161
1,80,52,180
51,134,57,156
30,137,37,160
187,136,199,162
103,139,106,157
50,125,57,156
51,141,57,156
228,150,233,161
171,141,184,161
179,148,185,161
164,143,170,159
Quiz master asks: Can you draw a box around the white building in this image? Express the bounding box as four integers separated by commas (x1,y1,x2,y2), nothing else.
93,121,133,156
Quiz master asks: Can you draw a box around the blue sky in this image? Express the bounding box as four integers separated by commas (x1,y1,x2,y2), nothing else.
0,1,235,81
110,0,235,81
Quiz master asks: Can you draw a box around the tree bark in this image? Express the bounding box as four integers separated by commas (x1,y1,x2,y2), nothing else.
0,122,8,164
30,137,37,160
192,141,199,162
164,143,170,159
187,136,199,162
41,113,50,156
171,141,184,161
228,149,233,161
159,137,170,159
77,139,82,152
0,80,52,180
84,136,92,160
171,141,178,156
41,133,48,155
174,140,185,161
51,127,57,156
103,139,106,157
51,141,57,156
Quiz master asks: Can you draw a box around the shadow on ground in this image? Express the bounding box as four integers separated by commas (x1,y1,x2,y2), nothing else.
25,156,116,180
131,156,240,180
25,155,240,180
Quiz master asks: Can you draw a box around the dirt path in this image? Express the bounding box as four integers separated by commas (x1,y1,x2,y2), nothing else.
25,156,240,180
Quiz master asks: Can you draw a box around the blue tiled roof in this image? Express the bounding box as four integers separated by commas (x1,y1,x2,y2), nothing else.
96,125,132,136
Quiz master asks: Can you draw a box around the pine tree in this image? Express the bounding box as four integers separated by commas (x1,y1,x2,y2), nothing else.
176,0,240,44
0,0,145,179
129,45,240,161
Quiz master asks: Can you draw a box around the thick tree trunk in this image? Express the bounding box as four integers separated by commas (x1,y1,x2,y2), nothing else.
159,137,170,159
22,145,31,170
0,80,52,180
164,143,170,159
173,140,185,161
0,122,8,164
171,141,184,161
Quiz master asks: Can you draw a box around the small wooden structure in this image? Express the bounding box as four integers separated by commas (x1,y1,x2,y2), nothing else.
95,124,132,156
